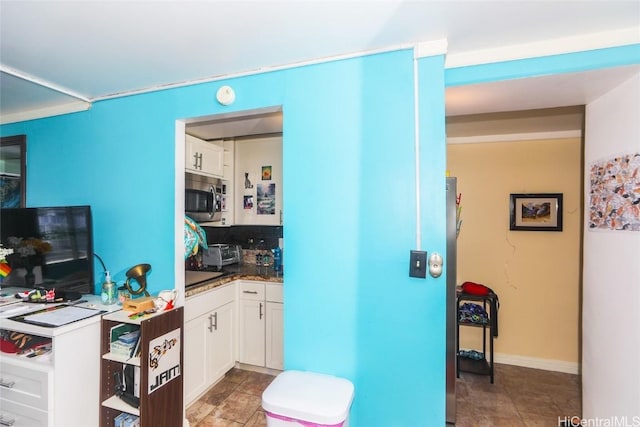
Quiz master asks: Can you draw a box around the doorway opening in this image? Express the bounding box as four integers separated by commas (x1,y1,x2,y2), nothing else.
444,106,584,425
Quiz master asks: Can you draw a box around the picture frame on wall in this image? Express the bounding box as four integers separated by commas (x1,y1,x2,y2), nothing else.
244,195,254,210
0,135,27,208
262,165,272,180
510,193,563,232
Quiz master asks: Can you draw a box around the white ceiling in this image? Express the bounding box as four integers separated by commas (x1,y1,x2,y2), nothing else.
1,1,639,127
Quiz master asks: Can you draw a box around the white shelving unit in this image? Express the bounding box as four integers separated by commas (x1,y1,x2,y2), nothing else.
100,307,184,427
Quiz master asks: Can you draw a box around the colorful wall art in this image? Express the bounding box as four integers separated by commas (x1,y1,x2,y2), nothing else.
257,183,276,215
589,153,640,231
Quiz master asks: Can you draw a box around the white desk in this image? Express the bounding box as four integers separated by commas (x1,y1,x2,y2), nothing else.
0,293,117,426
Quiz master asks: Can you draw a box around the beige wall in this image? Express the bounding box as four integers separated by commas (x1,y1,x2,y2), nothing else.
448,138,581,365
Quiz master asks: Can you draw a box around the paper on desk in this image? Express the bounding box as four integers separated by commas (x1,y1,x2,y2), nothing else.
22,306,102,327
0,303,41,318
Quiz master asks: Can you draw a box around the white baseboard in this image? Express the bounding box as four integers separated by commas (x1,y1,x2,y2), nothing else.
494,353,580,375
235,362,283,376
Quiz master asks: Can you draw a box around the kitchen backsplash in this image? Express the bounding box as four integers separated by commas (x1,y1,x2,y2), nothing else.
203,225,283,250
242,249,273,266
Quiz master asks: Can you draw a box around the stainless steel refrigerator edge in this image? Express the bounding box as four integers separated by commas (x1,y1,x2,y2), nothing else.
446,177,457,424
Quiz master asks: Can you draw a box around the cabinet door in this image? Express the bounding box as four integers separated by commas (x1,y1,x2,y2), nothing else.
239,299,265,366
200,142,224,177
209,301,236,381
186,135,224,178
265,302,284,370
185,135,202,173
184,314,209,405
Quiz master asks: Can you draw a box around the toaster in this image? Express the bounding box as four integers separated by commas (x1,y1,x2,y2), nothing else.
202,244,242,270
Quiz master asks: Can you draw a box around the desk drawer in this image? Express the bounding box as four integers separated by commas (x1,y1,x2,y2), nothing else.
0,398,48,427
0,362,49,409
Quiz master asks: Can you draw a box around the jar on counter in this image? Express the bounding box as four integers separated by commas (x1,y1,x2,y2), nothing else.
117,286,130,305
101,280,117,305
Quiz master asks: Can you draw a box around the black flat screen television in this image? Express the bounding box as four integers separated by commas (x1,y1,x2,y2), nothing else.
1,206,94,295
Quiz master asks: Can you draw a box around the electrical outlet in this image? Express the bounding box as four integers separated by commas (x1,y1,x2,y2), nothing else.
409,250,427,278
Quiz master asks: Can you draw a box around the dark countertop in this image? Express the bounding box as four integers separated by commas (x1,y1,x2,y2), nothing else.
185,263,283,298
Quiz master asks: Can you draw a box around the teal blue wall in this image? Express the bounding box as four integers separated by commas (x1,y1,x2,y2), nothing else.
446,43,640,86
1,49,449,426
284,51,448,425
5,43,633,425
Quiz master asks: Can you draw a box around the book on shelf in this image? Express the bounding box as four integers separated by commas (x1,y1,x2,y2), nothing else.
109,323,140,358
131,333,142,358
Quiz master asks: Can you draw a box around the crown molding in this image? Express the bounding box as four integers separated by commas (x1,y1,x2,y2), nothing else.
446,27,640,68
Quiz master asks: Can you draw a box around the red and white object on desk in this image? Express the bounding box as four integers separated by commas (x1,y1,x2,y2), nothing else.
154,289,177,311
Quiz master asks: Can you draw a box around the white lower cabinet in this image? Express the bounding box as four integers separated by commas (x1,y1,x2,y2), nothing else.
238,282,266,366
265,301,284,370
208,301,235,379
184,283,236,406
238,281,284,370
184,280,283,406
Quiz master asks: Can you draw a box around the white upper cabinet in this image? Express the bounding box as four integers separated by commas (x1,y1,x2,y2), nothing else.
185,134,224,178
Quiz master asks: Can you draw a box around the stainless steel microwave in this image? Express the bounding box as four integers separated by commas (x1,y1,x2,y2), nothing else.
185,172,222,222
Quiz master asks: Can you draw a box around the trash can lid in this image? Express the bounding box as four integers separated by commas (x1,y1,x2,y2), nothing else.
262,370,355,425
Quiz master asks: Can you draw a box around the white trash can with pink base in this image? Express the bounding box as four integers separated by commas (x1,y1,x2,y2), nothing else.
262,370,355,427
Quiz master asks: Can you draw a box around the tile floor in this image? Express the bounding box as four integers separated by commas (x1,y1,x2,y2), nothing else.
187,363,580,427
455,363,581,427
187,368,275,427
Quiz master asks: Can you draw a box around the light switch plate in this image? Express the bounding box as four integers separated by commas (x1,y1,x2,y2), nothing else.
409,250,427,278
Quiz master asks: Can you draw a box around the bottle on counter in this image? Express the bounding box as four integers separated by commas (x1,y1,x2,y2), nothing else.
272,246,282,272
262,252,271,268
101,271,117,305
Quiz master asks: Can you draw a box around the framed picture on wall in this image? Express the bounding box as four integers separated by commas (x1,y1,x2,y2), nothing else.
510,193,563,231
1,135,27,208
262,166,272,180
244,195,254,210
